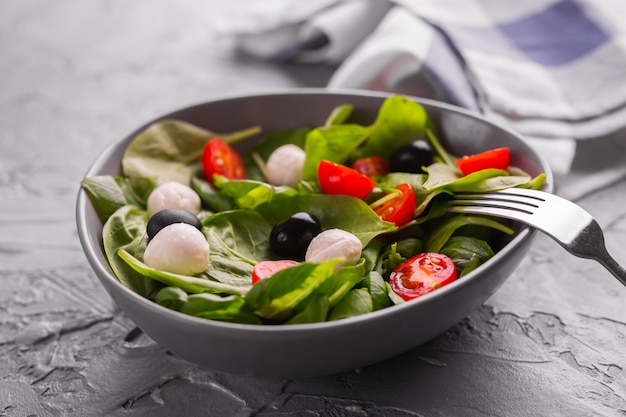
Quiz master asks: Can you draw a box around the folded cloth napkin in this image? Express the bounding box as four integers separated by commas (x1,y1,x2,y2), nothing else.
236,0,626,200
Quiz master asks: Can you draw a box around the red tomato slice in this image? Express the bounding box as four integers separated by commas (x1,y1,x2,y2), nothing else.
373,183,416,227
201,137,246,184
389,252,457,301
251,260,300,284
351,156,390,178
455,147,510,176
318,160,375,199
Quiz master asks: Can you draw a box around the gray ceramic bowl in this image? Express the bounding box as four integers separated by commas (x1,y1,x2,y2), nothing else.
76,89,552,378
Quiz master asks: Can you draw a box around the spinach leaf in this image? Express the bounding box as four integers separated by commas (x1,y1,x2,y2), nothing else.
190,175,236,212
425,215,514,253
202,210,272,287
357,95,456,168
286,294,330,324
213,177,298,210
180,293,261,324
245,261,339,321
301,124,374,181
121,119,259,187
81,176,145,222
255,194,396,247
117,249,248,295
362,271,392,311
440,236,495,277
423,163,543,192
155,286,188,311
328,288,373,321
102,205,158,298
325,104,354,127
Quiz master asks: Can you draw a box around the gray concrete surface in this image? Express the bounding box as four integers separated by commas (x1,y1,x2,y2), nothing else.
1,1,625,415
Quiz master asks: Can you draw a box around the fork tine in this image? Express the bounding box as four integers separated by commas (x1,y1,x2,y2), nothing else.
446,188,541,224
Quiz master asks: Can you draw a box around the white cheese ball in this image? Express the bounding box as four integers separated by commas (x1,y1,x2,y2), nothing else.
143,223,210,275
266,144,306,187
147,181,201,216
305,229,362,266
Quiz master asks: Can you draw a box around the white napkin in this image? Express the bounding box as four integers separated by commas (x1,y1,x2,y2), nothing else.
236,0,626,200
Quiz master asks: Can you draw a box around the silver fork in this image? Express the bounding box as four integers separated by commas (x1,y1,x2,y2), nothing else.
446,187,626,286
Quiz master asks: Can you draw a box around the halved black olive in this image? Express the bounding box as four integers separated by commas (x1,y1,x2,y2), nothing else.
270,212,322,260
147,208,202,240
388,141,434,173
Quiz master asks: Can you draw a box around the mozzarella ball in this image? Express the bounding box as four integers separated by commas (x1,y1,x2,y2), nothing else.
147,181,201,216
305,229,362,266
143,223,210,275
266,144,306,187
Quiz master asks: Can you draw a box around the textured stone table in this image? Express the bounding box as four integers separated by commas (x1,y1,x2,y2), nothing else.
1,1,625,416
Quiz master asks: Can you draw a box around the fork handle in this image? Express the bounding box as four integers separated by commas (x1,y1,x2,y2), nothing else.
596,251,626,287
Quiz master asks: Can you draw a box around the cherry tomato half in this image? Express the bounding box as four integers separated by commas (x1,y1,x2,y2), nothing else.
373,183,416,227
455,147,510,176
251,260,300,284
389,252,457,301
317,160,375,199
351,156,390,178
201,137,246,184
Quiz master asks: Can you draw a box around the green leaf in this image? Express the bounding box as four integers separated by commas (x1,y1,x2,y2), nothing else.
425,215,514,253
202,210,273,287
155,286,188,311
363,271,392,311
324,104,354,127
255,194,396,247
102,205,158,298
121,119,259,187
117,249,248,295
328,288,373,321
181,293,261,324
286,294,330,324
190,175,235,212
245,261,338,321
441,236,495,277
301,124,373,181
81,176,144,222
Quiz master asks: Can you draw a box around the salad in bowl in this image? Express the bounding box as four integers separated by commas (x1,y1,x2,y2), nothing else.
76,90,551,377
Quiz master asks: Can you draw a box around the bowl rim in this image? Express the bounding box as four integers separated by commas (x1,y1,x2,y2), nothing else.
76,87,553,334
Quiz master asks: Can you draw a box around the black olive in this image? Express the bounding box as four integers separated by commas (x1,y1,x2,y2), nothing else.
147,208,203,240
388,141,434,173
269,212,322,260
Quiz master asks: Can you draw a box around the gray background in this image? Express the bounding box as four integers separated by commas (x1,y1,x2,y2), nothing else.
1,1,625,415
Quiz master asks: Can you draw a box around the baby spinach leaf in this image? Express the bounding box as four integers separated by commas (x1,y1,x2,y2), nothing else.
102,205,158,298
301,124,374,181
326,259,367,306
286,294,330,325
245,261,339,321
213,177,298,210
441,236,495,277
117,249,248,295
324,104,354,127
202,210,272,287
256,194,396,247
385,282,405,305
190,175,236,212
121,119,260,187
425,215,514,253
180,293,261,324
328,288,373,321
363,271,392,311
155,286,188,311
81,176,144,222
